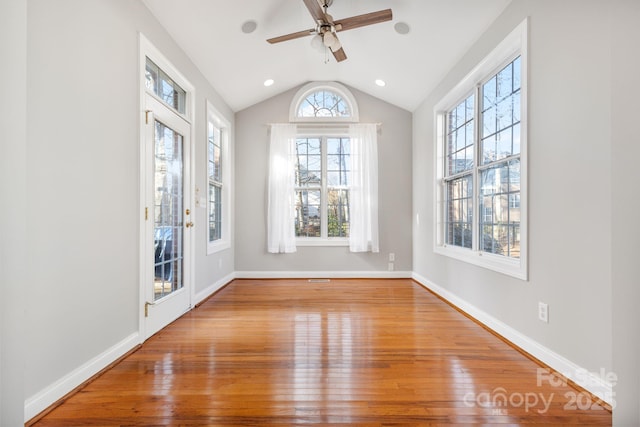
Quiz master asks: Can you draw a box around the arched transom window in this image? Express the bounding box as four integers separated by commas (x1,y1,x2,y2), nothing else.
290,82,359,122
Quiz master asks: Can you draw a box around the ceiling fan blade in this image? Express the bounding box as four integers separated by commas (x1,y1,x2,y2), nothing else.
331,46,347,62
267,28,315,44
335,9,393,32
326,32,346,62
302,0,328,24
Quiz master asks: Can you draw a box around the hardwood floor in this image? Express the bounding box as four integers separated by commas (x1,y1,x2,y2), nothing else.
31,279,611,426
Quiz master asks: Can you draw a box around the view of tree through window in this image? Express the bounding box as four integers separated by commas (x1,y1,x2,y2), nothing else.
294,137,350,239
297,90,350,118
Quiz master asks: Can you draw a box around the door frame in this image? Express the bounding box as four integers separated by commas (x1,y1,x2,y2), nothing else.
138,33,196,341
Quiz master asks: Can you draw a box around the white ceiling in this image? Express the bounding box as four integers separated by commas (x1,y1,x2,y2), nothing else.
142,0,512,112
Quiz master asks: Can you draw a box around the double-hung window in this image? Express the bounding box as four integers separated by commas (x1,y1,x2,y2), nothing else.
206,101,231,254
435,20,528,279
294,136,350,242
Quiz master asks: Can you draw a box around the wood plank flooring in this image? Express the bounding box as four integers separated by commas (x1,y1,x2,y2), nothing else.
30,279,612,426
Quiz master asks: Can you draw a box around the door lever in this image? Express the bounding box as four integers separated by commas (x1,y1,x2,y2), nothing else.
145,301,155,317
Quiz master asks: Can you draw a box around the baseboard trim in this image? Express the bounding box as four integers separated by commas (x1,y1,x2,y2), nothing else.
411,272,614,406
24,332,140,423
234,270,412,279
194,272,236,305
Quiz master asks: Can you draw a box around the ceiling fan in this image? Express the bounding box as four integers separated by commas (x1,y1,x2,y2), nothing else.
267,0,392,63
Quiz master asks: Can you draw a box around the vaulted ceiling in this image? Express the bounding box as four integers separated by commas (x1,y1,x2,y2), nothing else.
142,0,512,112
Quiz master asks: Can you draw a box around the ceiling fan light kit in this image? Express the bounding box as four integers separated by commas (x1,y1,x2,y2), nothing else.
267,0,392,63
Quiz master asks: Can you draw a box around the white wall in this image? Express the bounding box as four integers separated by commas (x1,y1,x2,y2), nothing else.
611,1,640,424
234,84,413,275
414,0,617,407
24,0,234,421
0,0,27,425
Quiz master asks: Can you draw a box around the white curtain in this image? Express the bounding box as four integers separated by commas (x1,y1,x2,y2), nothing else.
267,124,297,253
349,123,379,253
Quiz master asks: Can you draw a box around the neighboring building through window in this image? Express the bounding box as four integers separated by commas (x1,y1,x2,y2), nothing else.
435,20,528,279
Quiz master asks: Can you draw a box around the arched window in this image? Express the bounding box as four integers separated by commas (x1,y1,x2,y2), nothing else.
290,82,359,122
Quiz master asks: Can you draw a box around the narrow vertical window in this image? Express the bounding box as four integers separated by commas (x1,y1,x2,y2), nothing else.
206,101,231,254
208,122,222,242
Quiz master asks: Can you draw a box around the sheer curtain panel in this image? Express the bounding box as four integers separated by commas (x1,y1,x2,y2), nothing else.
267,124,297,253
349,123,379,252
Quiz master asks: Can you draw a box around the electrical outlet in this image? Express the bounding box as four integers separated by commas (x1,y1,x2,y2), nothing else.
388,262,394,271
389,253,395,262
538,302,549,323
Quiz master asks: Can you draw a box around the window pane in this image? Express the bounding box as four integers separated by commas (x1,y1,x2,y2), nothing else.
146,57,186,114
209,184,222,242
326,137,350,186
497,127,512,160
481,56,521,166
295,190,321,237
497,62,513,99
296,138,322,187
479,160,520,258
482,105,497,139
208,126,222,182
297,90,351,118
328,189,350,237
446,94,475,176
445,175,473,249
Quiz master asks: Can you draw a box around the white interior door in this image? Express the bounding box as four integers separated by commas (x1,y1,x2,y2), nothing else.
143,94,192,338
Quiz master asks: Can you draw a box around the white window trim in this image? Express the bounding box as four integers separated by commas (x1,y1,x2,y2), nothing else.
290,81,359,123
206,100,232,255
433,18,529,280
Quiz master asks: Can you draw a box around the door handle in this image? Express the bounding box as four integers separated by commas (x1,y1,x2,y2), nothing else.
145,301,155,317
185,222,194,228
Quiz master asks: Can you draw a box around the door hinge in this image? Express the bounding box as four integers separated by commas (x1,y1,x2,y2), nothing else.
145,207,148,221
145,110,152,125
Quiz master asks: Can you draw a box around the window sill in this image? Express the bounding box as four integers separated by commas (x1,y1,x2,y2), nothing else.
296,238,349,247
434,244,528,281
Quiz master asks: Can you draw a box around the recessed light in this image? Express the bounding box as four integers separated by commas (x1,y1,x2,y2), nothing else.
241,20,257,34
264,79,275,87
375,79,386,87
394,22,410,35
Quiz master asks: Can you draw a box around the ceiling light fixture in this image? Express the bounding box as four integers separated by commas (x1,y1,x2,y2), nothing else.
375,79,386,87
394,22,410,35
241,20,257,34
263,79,274,87
310,34,325,53
322,31,341,52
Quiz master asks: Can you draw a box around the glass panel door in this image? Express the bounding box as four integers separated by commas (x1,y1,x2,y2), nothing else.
143,93,191,339
153,121,184,300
